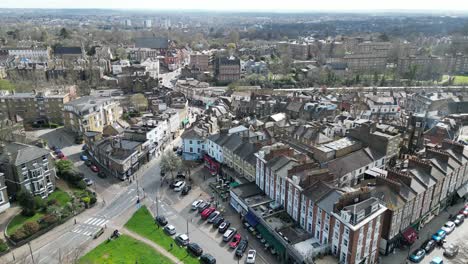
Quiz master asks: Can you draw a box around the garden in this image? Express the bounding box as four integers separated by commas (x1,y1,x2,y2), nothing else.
6,159,97,244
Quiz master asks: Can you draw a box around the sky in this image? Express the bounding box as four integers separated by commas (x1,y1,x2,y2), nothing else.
1,0,468,12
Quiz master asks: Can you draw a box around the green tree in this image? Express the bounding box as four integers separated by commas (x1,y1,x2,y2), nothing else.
160,151,182,180
130,93,148,112
55,159,74,176
59,28,70,39
17,189,36,216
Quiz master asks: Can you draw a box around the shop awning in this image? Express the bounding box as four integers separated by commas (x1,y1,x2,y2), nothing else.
457,183,468,197
402,227,418,244
256,224,285,255
245,211,259,227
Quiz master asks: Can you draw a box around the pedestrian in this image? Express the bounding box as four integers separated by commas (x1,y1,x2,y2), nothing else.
170,243,173,250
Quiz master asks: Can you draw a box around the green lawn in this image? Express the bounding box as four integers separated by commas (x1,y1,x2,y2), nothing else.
79,235,173,264
125,206,199,264
47,189,72,206
454,75,468,85
7,189,72,236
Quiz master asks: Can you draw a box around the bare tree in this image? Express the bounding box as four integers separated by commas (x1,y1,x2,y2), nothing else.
160,150,182,180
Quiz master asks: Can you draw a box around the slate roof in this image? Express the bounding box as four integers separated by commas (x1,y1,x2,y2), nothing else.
222,134,242,150
2,142,50,166
317,190,342,214
54,47,82,55
181,128,204,140
286,101,304,113
327,149,373,177
135,37,169,49
303,181,334,202
371,185,405,210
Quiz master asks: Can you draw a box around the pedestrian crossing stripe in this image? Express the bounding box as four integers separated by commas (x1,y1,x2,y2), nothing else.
84,217,108,227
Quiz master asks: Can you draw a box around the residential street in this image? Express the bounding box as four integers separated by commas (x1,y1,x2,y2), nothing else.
1,127,272,264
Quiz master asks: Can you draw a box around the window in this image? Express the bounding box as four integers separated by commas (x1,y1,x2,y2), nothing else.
190,147,193,153
189,140,193,144
343,239,348,247
197,148,200,153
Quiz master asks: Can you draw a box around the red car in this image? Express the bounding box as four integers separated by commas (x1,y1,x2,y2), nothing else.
60,156,68,160
90,165,99,173
229,233,241,248
57,152,65,159
201,207,216,220
460,208,468,217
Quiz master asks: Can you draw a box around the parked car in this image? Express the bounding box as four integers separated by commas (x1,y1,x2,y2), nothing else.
155,215,168,226
200,253,216,264
459,208,468,217
187,243,203,257
191,200,203,211
218,221,231,233
85,160,92,167
175,233,189,246
223,228,237,242
181,185,191,195
443,243,459,258
246,250,256,264
235,239,249,257
83,177,94,186
213,216,225,227
169,180,182,189
201,207,216,220
452,214,464,226
421,239,437,254
197,201,210,213
81,145,87,151
432,229,446,242
164,225,176,235
207,211,221,223
408,249,426,263
80,154,88,161
57,152,65,159
90,165,99,173
174,181,186,192
441,221,456,234
54,148,62,154
97,172,106,178
229,233,241,248
430,256,443,264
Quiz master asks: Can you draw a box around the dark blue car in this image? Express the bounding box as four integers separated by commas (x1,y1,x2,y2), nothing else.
408,249,426,263
80,154,88,161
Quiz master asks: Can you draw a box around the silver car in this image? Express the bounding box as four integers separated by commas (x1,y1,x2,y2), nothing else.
164,224,176,235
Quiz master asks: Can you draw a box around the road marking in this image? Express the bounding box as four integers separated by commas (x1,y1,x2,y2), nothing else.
84,218,93,224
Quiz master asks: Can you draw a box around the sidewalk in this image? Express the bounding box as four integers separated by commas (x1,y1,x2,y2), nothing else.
381,200,465,264
122,227,179,264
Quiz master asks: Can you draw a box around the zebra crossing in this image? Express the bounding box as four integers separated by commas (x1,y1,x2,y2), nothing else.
71,216,109,236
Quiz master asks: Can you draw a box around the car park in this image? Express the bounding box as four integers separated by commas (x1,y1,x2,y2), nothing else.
443,243,459,258
441,221,456,234
213,216,225,227
431,229,446,242
83,177,94,186
200,253,216,264
173,181,186,192
207,211,220,223
197,201,210,213
246,250,256,264
164,225,176,235
175,233,189,246
229,234,241,248
181,185,191,195
201,207,216,220
452,214,464,226
218,221,230,233
80,154,88,161
187,243,203,257
408,249,426,263
155,215,168,226
90,165,99,172
223,228,237,242
192,200,203,210
421,239,436,254
235,239,249,257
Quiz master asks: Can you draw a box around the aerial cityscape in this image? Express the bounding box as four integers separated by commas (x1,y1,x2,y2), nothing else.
0,1,468,264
